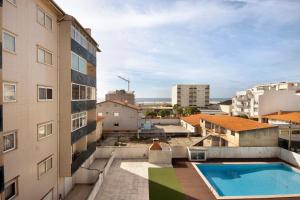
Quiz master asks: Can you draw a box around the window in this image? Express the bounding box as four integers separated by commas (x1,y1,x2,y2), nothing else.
38,47,53,65
3,31,16,53
71,26,89,50
37,7,52,30
38,86,53,101
231,132,235,136
72,84,96,101
38,156,53,178
72,112,87,131
72,84,79,100
114,123,119,127
42,189,53,200
3,83,16,102
113,112,119,117
4,177,18,200
6,0,17,5
38,122,53,140
3,131,17,153
71,52,86,74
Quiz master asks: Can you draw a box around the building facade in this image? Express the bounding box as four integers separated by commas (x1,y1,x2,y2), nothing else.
1,0,100,199
172,84,209,107
262,112,300,152
97,100,142,134
105,90,135,104
232,82,300,118
188,114,278,147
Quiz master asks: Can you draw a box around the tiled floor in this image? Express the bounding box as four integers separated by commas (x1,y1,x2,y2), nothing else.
95,159,170,200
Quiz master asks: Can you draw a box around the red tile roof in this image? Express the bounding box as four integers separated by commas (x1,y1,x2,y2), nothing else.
263,112,300,124
182,114,274,132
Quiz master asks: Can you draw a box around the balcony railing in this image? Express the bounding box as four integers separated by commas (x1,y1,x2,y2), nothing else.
71,121,96,144
71,142,97,175
72,100,96,113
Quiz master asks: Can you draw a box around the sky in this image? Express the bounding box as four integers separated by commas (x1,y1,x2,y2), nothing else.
55,0,300,98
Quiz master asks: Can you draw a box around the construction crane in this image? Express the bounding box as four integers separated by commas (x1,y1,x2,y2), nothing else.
117,76,130,91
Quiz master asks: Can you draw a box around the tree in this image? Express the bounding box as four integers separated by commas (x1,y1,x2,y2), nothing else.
158,109,171,118
173,104,183,116
183,107,199,116
145,110,157,118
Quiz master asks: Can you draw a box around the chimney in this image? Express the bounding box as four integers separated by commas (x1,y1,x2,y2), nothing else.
85,28,91,35
150,139,162,150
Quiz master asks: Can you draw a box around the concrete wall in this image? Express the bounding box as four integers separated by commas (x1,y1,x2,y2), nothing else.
171,146,188,158
97,101,140,131
95,146,149,159
207,147,279,158
278,148,300,167
180,120,196,133
149,148,172,164
148,118,180,125
220,104,232,114
239,127,278,147
259,90,300,116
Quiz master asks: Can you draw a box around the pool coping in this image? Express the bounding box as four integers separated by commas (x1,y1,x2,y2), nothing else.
191,162,300,200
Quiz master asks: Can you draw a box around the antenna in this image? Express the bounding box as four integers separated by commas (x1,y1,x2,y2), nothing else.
117,76,130,91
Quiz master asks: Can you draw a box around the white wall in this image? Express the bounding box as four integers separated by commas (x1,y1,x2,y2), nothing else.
149,149,172,164
278,148,300,167
207,147,279,158
95,146,148,159
259,90,300,116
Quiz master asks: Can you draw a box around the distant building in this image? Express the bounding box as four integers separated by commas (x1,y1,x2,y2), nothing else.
105,89,135,104
232,82,300,118
172,84,209,107
97,100,142,134
218,100,233,115
182,114,278,147
262,111,300,151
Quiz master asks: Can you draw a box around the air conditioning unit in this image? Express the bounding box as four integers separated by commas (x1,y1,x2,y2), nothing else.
187,147,207,161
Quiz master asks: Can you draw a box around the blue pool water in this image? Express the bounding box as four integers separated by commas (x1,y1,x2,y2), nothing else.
197,163,300,197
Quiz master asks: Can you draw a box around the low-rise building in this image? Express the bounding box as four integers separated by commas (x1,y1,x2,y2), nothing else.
180,114,202,134
97,100,142,134
188,114,278,147
105,89,135,104
232,82,300,118
172,84,209,107
262,111,300,151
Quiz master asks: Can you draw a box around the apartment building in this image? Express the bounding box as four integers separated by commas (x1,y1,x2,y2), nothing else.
172,84,209,107
105,89,135,104
188,114,278,147
232,82,300,118
1,0,100,199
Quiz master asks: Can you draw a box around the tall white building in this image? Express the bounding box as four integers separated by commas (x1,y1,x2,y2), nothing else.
232,82,300,118
172,84,210,107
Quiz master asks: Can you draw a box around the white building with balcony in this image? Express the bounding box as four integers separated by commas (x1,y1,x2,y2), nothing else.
232,82,300,118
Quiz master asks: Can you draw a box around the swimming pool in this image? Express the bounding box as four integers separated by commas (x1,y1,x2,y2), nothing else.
195,163,300,199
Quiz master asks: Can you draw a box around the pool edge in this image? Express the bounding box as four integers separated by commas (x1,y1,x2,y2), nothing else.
191,162,300,200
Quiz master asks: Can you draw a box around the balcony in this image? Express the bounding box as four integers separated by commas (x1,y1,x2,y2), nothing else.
72,100,96,113
71,70,96,87
71,142,97,175
71,121,96,144
71,39,96,66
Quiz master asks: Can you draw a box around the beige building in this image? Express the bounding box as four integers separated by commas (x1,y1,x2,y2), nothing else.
105,89,135,104
97,100,142,134
172,84,209,107
261,112,300,151
185,114,278,147
1,0,100,199
232,82,300,118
